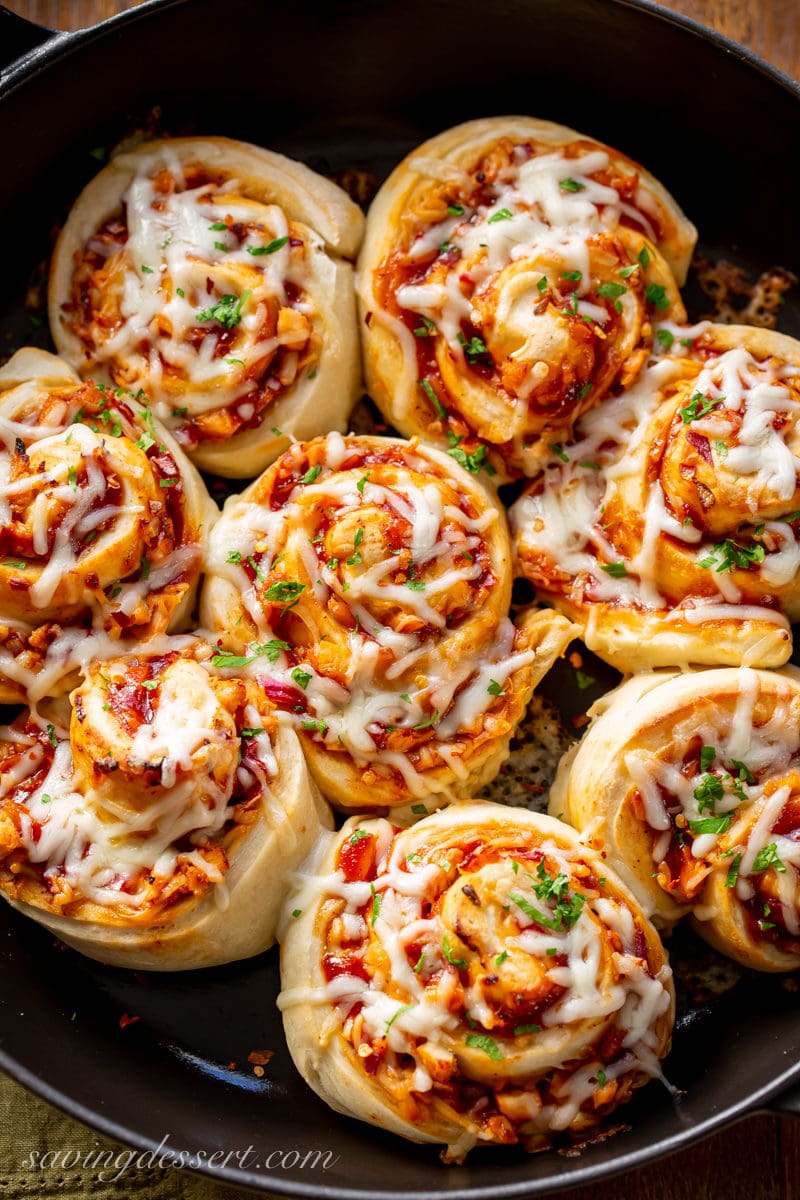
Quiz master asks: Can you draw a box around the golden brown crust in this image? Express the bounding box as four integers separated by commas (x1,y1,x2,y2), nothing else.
279,803,674,1158
357,116,696,481
550,667,800,969
0,637,331,969
48,137,364,478
512,324,800,671
201,433,575,813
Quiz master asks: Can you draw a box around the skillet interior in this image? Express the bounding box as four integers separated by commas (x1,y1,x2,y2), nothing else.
0,0,799,1194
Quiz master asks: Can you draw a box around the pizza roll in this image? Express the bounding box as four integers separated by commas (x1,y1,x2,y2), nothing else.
358,116,695,480
550,666,800,969
0,637,330,969
49,137,364,478
278,803,674,1160
201,433,574,813
512,325,800,671
0,348,216,703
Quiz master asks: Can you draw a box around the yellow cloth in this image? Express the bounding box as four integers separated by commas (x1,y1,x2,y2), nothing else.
0,1071,274,1199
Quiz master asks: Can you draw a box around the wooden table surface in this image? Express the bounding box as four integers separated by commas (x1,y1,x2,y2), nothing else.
2,1,799,1198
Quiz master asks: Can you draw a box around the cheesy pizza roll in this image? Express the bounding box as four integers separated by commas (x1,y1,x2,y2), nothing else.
357,116,695,480
49,137,364,477
278,804,674,1160
551,666,800,969
512,325,800,672
201,433,574,813
0,348,216,703
0,637,329,969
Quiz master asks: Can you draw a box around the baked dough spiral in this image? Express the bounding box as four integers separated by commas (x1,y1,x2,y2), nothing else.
550,666,800,970
358,116,696,480
278,803,674,1160
511,325,800,671
49,137,364,478
0,636,330,969
201,433,574,813
0,348,216,704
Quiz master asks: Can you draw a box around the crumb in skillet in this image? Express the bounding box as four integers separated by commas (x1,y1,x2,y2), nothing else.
692,254,797,327
477,694,573,812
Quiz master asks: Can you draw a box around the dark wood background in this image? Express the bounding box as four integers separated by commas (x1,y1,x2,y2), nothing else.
2,1,799,1197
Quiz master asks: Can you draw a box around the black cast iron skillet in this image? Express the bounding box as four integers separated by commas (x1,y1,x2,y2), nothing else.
0,0,798,1194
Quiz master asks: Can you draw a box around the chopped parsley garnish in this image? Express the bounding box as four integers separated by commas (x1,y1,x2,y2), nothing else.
494,951,508,967
291,908,302,918
656,328,675,349
442,933,467,969
731,759,756,784
597,282,627,301
579,384,592,402
559,178,585,192
240,727,265,738
510,865,586,933
264,580,306,605
176,287,185,298
247,236,289,255
140,265,154,274
208,222,228,231
537,275,548,293
213,241,227,252
679,392,723,424
698,539,765,573
596,1069,608,1087
514,1024,541,1036
413,951,426,973
457,331,489,361
370,883,381,926
487,680,505,697
226,550,242,563
301,718,328,737
140,557,151,581
448,204,465,216
561,270,582,282
3,560,27,570
302,465,322,485
447,430,494,475
724,853,742,888
67,465,78,491
751,843,786,873
688,815,732,836
46,724,58,748
414,316,437,338
645,283,670,311
357,473,370,495
413,711,439,731
159,477,178,488
600,562,628,577
350,829,370,845
638,246,651,270
196,290,251,329
694,772,724,811
487,207,513,223
291,667,312,689
465,1034,503,1060
141,679,159,691
211,639,290,669
386,1004,415,1031
618,264,638,278
700,745,716,773
575,670,596,690
418,378,447,420
410,803,428,815
549,443,569,463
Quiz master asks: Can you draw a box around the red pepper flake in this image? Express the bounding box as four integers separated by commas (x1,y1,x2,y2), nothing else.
247,1049,275,1067
571,713,590,730
119,1012,140,1029
227,1061,237,1070
568,651,583,669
